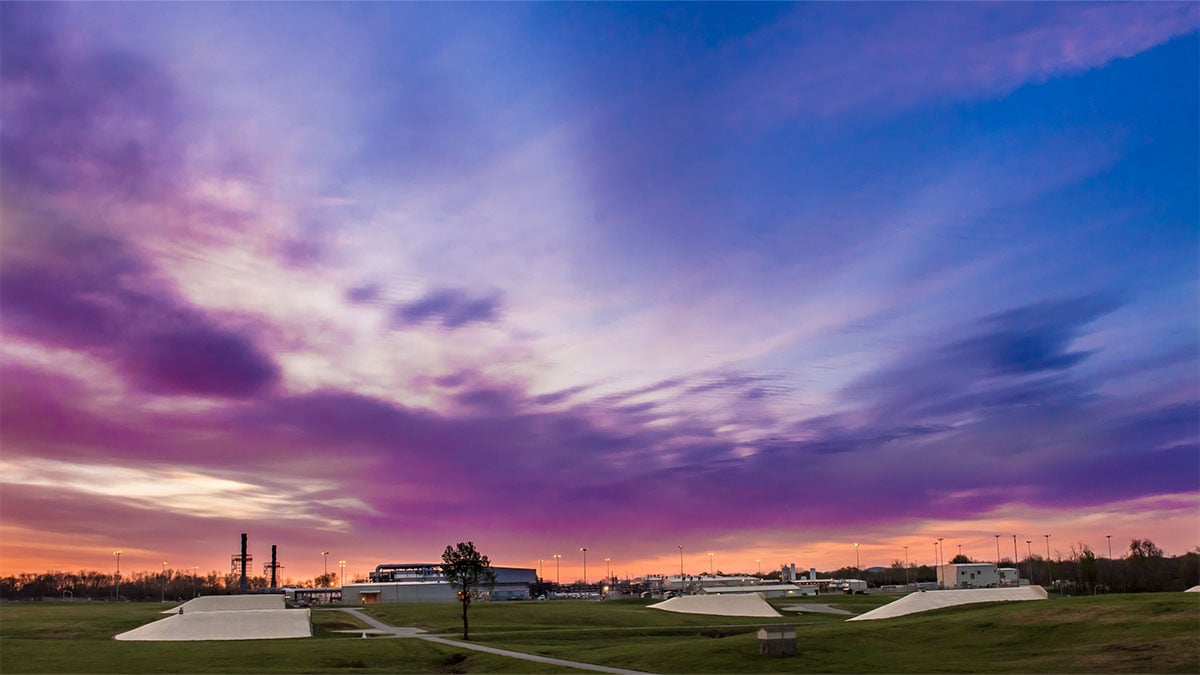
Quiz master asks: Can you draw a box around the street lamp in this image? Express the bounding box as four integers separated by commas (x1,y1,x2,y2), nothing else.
190,565,199,598
995,534,1002,565
113,550,123,601
1044,534,1052,586
160,562,169,603
678,545,684,577
580,547,588,585
756,559,762,577
1012,535,1019,569
339,560,346,587
1106,534,1112,559
854,543,860,570
1025,540,1033,583
322,551,330,586
553,554,561,587
708,552,714,575
604,557,612,583
937,538,944,567
538,559,544,582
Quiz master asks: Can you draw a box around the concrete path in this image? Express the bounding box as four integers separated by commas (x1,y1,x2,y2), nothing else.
780,603,854,616
337,608,650,674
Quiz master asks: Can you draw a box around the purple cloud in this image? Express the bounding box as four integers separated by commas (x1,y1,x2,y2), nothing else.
1,229,279,399
393,288,502,329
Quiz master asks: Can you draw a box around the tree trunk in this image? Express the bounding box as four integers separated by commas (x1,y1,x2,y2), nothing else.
461,598,469,640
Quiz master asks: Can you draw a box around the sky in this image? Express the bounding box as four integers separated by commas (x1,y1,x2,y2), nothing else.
1,1,1197,585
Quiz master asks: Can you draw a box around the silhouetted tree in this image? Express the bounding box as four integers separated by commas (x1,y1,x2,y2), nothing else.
441,541,496,640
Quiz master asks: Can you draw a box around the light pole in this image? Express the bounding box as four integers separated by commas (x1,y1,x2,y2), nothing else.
553,554,561,587
538,559,544,582
708,552,714,575
1026,540,1033,583
854,543,860,571
995,534,1002,565
339,560,346,587
1012,535,1019,569
1044,534,1052,586
903,545,910,588
604,557,612,583
931,538,940,586
957,543,963,558
580,547,588,585
161,562,169,603
113,550,123,601
678,545,684,577
190,565,199,598
937,538,944,567
756,559,762,577
1106,534,1112,559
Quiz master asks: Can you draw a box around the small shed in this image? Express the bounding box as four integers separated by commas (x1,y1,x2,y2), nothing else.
757,624,796,657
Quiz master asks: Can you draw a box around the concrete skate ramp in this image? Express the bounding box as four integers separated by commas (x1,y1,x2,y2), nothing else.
848,586,1047,622
649,593,781,617
117,609,310,641
1185,585,1199,593
161,594,284,614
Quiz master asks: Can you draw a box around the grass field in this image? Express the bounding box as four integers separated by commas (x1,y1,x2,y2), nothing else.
1,593,1196,673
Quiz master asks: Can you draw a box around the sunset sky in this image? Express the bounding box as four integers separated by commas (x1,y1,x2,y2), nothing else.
2,2,1197,584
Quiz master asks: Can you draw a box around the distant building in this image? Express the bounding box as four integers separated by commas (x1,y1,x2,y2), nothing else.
937,563,999,589
342,563,536,604
998,567,1020,587
701,584,817,598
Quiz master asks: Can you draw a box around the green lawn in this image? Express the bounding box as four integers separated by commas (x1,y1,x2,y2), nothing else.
0,602,568,673
1,593,1196,673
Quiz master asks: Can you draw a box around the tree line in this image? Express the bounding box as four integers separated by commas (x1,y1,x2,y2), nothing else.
0,569,349,602
816,539,1198,593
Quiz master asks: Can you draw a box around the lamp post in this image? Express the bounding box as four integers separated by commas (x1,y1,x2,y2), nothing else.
678,545,684,577
604,557,612,583
339,560,346,587
995,534,1002,565
1044,534,1052,587
580,547,588,585
113,550,123,601
957,543,963,558
756,559,762,577
1012,535,1018,570
1026,540,1033,583
322,551,330,586
708,552,714,575
854,543,860,571
160,562,169,603
190,565,199,598
538,559,544,582
553,554,561,587
903,546,910,588
1106,534,1112,559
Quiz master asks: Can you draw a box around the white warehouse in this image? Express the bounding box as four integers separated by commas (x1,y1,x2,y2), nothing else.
937,563,1000,589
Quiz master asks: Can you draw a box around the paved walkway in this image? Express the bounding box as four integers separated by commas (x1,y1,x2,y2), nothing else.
337,608,650,674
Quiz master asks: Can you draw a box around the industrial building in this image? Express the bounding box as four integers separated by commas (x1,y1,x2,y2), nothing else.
937,563,1001,589
701,583,817,598
341,563,537,604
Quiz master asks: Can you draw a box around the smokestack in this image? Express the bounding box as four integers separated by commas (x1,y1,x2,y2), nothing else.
270,545,277,590
239,533,249,593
